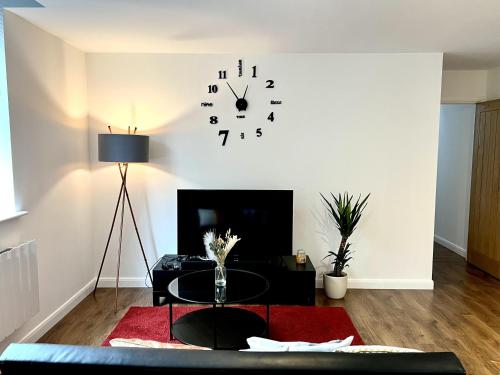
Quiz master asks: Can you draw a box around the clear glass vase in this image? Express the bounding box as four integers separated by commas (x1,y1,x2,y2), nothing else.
215,264,226,287
215,285,226,303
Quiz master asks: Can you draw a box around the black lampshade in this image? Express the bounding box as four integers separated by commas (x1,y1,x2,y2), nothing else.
98,134,149,163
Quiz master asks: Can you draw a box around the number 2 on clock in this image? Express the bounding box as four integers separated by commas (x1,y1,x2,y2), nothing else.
218,130,229,146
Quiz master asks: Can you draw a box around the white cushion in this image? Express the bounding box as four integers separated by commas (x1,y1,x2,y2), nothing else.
241,336,354,352
109,338,210,350
335,345,422,353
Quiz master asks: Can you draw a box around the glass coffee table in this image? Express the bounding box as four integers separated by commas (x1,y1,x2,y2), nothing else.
168,269,270,350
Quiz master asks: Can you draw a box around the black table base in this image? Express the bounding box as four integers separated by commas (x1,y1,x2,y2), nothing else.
171,307,268,350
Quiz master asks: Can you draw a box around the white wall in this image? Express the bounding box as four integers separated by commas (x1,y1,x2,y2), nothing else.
87,53,443,290
434,104,475,257
441,68,500,103
0,10,15,216
0,12,92,351
441,70,488,103
486,67,500,100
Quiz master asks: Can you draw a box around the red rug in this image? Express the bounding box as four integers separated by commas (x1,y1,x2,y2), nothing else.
103,306,364,346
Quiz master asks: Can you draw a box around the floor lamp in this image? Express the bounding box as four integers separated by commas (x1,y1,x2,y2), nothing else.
93,128,153,312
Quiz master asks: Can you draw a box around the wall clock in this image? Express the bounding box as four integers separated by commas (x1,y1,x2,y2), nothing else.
201,59,282,146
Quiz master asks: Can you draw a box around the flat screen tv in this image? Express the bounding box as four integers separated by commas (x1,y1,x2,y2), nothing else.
177,189,293,260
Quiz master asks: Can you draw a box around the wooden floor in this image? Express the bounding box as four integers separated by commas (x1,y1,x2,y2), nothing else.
40,243,500,375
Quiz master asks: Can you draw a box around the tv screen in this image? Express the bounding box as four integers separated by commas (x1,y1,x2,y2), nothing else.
177,189,293,259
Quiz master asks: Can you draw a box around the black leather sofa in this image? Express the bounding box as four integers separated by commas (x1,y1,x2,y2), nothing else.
0,343,466,374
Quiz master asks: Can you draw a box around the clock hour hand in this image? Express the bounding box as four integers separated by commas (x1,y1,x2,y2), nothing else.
226,82,239,100
243,85,248,99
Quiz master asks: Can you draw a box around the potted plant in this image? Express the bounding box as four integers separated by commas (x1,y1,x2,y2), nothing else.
320,192,369,299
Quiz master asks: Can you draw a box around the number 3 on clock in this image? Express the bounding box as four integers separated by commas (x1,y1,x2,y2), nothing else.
218,130,229,146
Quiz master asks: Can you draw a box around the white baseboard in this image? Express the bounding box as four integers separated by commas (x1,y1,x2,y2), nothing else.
347,278,434,289
316,277,434,290
97,277,147,288
20,278,95,343
434,235,467,258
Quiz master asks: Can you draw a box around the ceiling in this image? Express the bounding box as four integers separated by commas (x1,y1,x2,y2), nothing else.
6,0,500,70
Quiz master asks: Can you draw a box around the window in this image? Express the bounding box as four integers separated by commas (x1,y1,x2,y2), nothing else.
0,10,17,220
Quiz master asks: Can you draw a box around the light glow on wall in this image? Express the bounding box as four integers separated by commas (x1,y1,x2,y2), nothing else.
0,10,16,217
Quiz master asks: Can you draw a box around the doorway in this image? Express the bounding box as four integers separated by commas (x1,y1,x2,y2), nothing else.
434,104,476,259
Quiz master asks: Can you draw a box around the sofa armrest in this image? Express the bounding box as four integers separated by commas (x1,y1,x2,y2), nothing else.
0,343,466,374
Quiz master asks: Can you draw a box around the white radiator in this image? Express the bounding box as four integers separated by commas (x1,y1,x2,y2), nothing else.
0,240,39,341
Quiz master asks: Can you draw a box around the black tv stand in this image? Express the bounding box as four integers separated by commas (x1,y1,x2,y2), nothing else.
153,254,316,306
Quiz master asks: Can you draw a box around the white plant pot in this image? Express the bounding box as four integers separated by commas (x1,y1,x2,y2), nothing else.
323,272,348,299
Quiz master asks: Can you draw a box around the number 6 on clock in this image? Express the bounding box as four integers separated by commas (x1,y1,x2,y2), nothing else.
218,130,229,146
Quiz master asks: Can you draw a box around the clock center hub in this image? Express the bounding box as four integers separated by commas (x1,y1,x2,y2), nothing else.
236,98,248,111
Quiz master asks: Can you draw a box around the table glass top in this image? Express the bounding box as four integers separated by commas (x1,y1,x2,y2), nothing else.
168,269,269,304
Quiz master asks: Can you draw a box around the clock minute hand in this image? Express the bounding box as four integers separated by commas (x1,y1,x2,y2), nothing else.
226,82,239,100
243,85,248,99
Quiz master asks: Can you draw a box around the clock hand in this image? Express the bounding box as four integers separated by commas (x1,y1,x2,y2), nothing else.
243,85,248,99
226,82,239,100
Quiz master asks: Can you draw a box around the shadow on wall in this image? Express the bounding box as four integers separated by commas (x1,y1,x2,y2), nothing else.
312,205,338,277
143,191,160,265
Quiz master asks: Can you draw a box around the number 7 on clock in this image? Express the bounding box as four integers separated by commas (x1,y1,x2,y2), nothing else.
218,130,229,146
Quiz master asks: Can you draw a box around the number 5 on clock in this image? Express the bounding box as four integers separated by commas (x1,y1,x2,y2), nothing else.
218,130,229,146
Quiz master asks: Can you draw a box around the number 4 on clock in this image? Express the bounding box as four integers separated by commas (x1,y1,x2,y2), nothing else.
218,130,229,146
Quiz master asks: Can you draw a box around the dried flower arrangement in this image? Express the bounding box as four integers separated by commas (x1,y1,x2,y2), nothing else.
203,229,241,266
